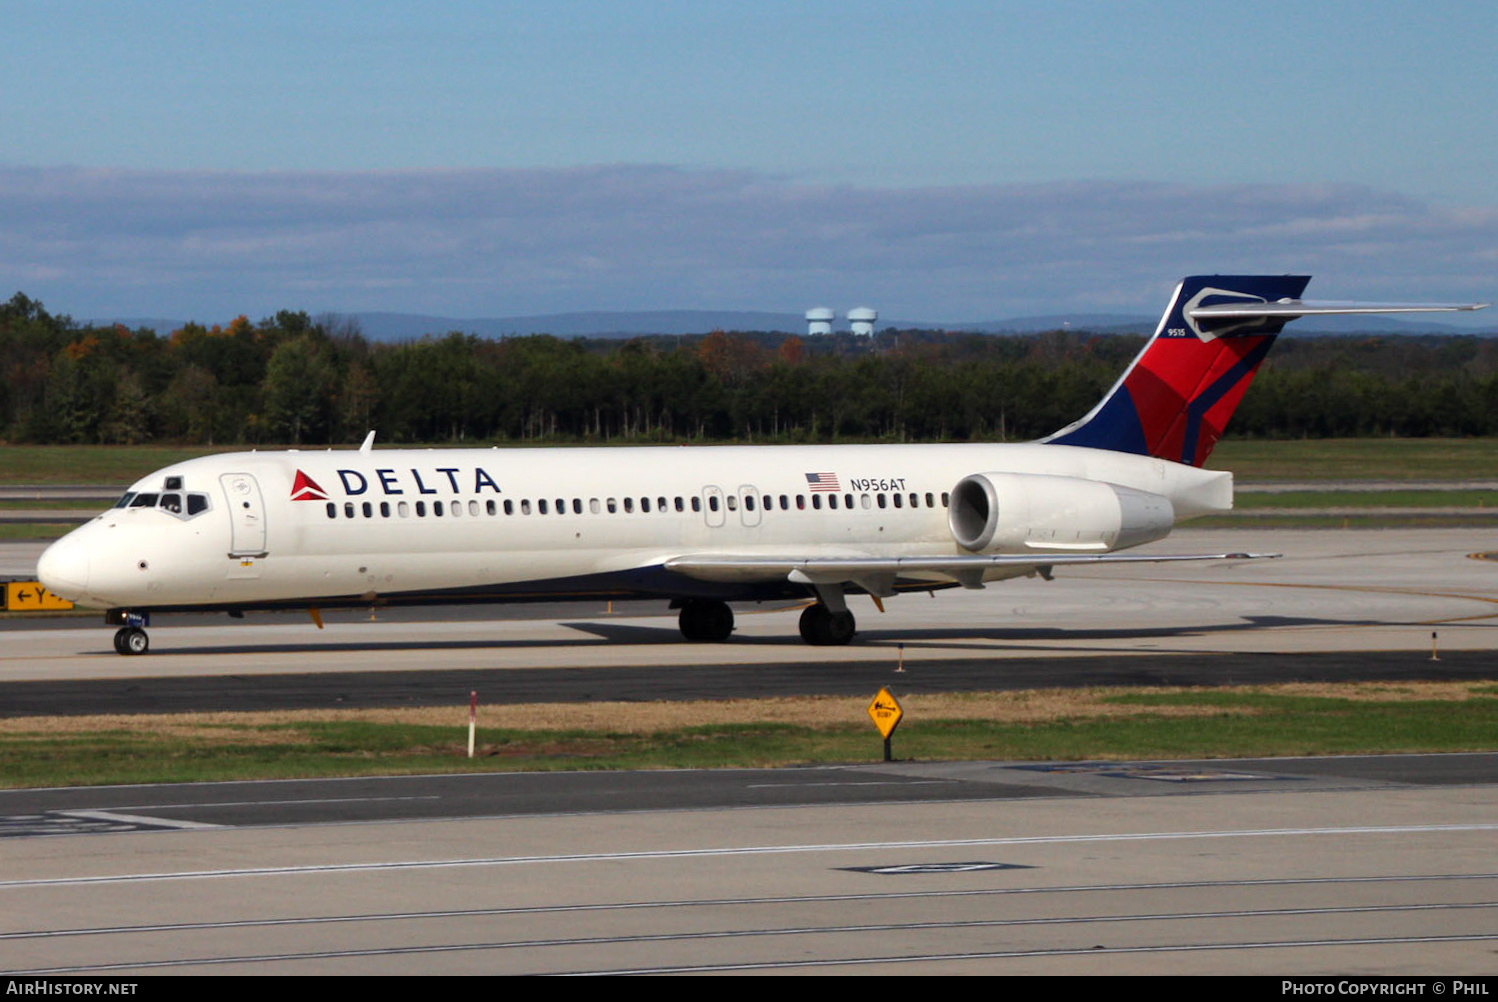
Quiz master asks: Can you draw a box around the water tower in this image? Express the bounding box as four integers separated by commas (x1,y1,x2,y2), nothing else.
805,307,834,336
848,307,877,336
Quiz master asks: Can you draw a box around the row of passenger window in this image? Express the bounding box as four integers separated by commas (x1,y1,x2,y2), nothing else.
324,491,952,520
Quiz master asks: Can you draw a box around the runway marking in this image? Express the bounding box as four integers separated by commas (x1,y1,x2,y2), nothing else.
55,810,221,830
7,871,1494,942
744,781,956,789
2,823,1494,888
11,902,1498,975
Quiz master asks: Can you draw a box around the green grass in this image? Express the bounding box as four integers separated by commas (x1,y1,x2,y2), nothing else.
1234,489,1498,509
0,524,75,541
5,688,1496,789
1210,438,1498,481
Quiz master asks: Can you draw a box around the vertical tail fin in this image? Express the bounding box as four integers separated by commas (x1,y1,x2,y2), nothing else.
1045,275,1311,467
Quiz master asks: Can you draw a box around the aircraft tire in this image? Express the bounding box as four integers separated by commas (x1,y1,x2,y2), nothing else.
798,605,856,646
115,627,149,656
678,599,734,642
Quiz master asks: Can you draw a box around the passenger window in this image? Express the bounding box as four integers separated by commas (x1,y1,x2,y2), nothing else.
826,494,835,510
708,496,719,512
813,494,823,510
641,497,651,513
381,502,391,517
363,502,373,518
434,501,445,516
451,501,461,517
471,501,480,516
861,494,872,509
691,497,701,512
674,497,684,512
607,498,618,513
845,493,854,509
573,499,582,514
590,498,601,514
892,493,902,508
345,502,355,518
877,494,886,509
624,497,634,513
726,496,737,511
744,495,755,511
796,495,805,510
416,501,426,517
504,499,514,515
941,492,950,507
925,492,934,508
521,499,532,515
326,503,336,519
486,499,496,515
538,499,548,515
399,501,410,517
657,497,667,512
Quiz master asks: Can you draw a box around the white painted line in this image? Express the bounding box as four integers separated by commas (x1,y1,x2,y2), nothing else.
56,810,222,830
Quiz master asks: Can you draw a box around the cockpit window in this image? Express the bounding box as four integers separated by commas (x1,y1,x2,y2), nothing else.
187,493,209,516
159,493,182,514
130,493,159,508
114,492,137,509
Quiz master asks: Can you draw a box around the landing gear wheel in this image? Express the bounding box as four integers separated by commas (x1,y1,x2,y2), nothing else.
678,599,734,642
113,627,149,655
798,604,856,646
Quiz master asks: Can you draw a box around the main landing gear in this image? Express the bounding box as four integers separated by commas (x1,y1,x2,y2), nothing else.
112,627,149,655
798,603,856,646
677,598,734,642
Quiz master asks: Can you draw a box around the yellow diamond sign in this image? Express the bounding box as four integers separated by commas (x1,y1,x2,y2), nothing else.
867,686,903,740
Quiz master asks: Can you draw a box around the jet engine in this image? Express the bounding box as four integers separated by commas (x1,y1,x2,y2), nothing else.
947,472,1174,554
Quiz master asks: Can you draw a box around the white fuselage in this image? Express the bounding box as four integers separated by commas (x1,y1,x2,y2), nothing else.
38,441,1232,613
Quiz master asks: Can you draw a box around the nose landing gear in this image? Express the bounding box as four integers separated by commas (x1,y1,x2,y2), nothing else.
112,627,150,655
105,610,151,655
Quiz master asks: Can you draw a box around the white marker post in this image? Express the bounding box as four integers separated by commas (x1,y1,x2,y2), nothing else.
467,691,478,759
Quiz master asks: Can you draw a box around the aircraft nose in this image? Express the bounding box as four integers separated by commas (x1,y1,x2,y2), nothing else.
37,533,90,599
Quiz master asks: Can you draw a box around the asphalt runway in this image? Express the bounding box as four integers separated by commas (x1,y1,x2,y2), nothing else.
2,755,1496,974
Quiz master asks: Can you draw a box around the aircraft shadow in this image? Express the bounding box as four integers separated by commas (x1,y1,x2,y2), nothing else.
135,612,1408,657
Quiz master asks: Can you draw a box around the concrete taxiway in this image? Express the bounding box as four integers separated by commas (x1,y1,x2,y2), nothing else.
1,756,1496,975
5,528,1497,687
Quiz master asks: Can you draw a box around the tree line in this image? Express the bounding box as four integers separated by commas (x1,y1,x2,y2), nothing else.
5,291,1498,448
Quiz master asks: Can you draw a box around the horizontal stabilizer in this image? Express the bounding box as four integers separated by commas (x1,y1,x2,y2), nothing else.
1189,299,1488,322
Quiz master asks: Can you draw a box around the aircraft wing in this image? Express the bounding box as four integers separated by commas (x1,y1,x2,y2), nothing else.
664,551,1277,592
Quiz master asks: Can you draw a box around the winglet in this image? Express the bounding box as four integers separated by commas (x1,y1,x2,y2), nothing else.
359,431,376,454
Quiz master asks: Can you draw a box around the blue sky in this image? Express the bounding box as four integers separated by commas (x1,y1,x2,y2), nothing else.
3,1,1495,322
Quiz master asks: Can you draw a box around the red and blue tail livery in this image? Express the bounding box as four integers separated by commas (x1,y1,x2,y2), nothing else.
1045,275,1480,467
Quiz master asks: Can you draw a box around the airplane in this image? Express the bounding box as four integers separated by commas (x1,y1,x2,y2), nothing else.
36,275,1487,655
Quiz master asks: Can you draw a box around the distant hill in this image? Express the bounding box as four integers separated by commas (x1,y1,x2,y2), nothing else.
88,309,1496,340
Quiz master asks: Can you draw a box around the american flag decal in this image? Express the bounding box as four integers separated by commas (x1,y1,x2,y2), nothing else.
805,472,840,492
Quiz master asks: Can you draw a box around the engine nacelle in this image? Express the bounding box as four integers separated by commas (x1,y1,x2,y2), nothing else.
947,472,1174,554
